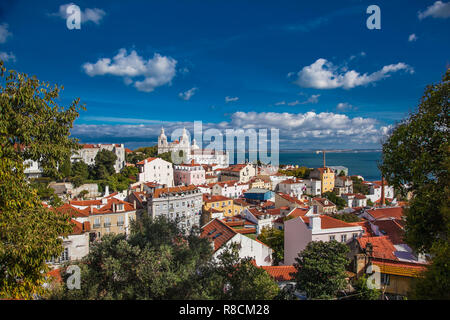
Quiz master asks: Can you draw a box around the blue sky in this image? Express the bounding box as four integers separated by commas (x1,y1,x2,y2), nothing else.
1,0,449,149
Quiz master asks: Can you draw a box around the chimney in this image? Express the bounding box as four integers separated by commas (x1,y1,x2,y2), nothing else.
310,215,321,231
133,200,136,209
381,177,385,207
104,185,110,197
90,206,93,214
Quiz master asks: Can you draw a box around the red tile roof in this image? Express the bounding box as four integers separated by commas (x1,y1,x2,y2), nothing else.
136,157,158,165
357,236,398,260
277,192,307,207
54,203,89,218
200,219,237,251
366,207,404,220
71,219,91,235
153,185,198,198
313,197,336,207
372,219,405,244
261,265,297,282
301,215,358,230
203,194,232,203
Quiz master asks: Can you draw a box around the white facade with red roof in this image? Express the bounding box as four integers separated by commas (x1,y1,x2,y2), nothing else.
284,214,363,265
200,218,273,266
136,157,174,187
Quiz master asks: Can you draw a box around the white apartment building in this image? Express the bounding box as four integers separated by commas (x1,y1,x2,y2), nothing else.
284,214,363,265
136,157,174,187
277,178,307,198
341,193,368,208
147,185,203,231
71,143,126,173
363,180,395,203
303,179,322,196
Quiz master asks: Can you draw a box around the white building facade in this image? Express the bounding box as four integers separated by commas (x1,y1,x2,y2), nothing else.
136,157,174,187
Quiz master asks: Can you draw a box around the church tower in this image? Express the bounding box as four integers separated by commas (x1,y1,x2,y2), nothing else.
158,127,168,154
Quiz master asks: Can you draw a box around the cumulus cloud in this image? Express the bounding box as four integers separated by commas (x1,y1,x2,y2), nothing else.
418,1,450,20
292,58,414,89
225,96,239,103
0,23,12,43
50,3,106,25
72,111,389,148
408,34,418,42
179,87,198,100
0,51,16,62
82,49,177,92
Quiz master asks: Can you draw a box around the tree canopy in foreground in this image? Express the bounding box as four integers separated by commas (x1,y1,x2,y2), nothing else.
0,60,83,299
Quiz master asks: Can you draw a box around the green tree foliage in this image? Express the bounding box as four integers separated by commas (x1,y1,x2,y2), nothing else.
0,61,81,298
258,227,284,265
351,176,370,195
51,216,279,300
29,180,62,207
71,161,89,180
330,213,361,223
279,166,311,179
409,241,450,300
323,191,347,210
92,149,117,180
348,275,380,300
293,241,349,299
379,68,449,299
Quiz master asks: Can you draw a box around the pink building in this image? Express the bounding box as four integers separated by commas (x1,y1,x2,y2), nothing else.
284,214,364,265
173,160,206,186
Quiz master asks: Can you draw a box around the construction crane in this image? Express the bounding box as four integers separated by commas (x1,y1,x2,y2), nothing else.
316,150,327,168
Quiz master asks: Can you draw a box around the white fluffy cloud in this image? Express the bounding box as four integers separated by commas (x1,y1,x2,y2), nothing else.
179,87,198,100
73,111,390,148
225,96,239,103
0,23,12,43
52,3,106,24
408,34,418,42
418,1,450,20
292,58,414,89
82,49,177,92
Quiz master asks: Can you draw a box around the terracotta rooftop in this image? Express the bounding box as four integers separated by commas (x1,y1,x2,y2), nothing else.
301,215,359,230
372,219,405,245
203,194,232,203
200,218,237,251
366,207,404,220
153,185,198,198
261,265,297,282
136,157,158,165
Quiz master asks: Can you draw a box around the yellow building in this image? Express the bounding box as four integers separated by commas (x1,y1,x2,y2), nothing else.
203,194,235,217
310,167,335,193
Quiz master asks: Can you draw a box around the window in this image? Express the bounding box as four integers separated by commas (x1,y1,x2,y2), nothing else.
329,235,335,241
59,247,69,262
93,218,100,228
381,273,390,285
104,217,111,227
352,233,358,239
341,234,347,242
117,216,124,226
